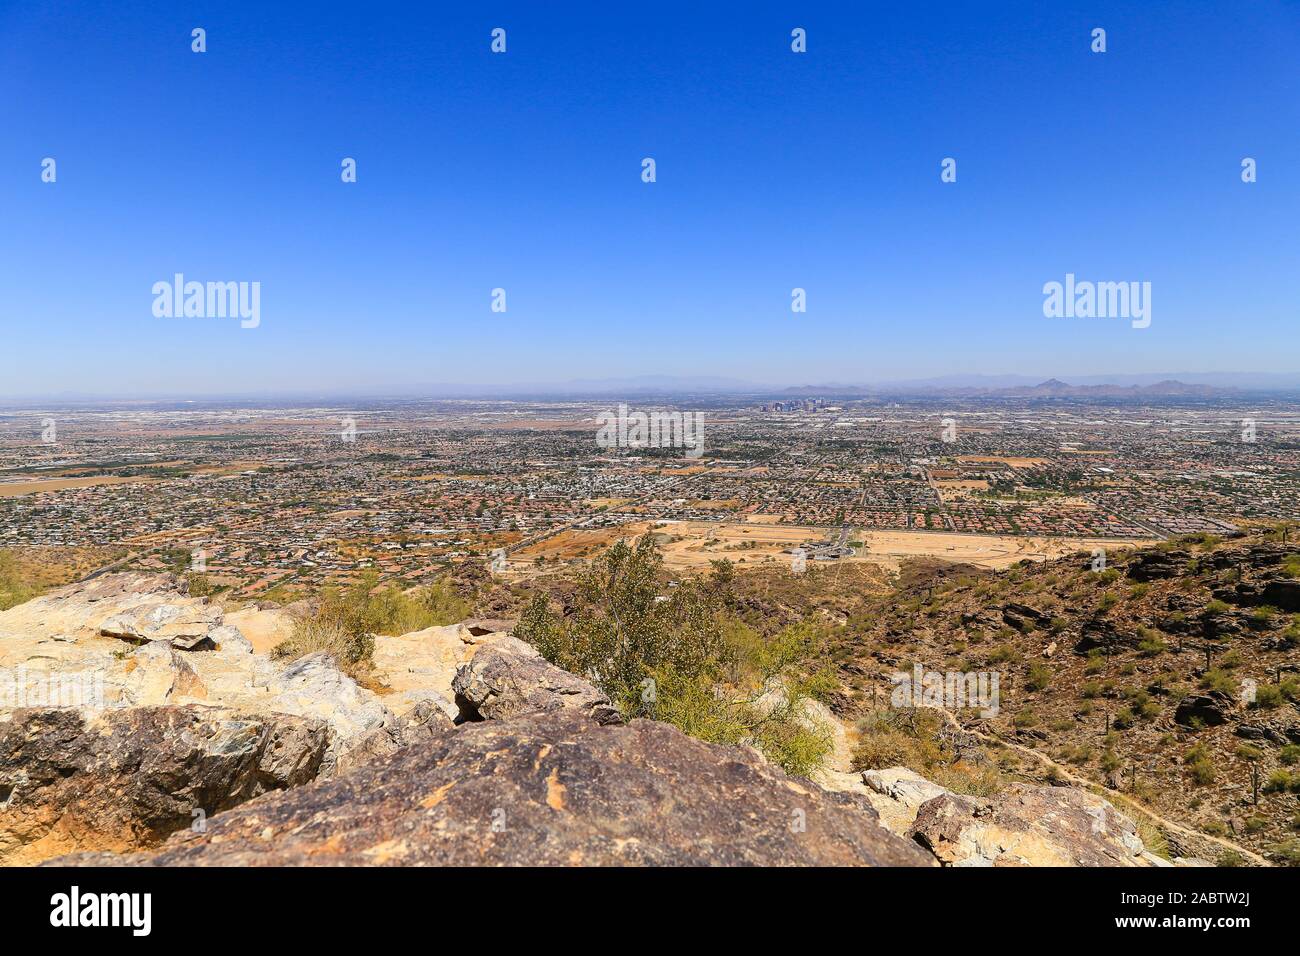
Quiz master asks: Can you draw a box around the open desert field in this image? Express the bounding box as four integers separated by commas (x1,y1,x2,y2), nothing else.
0,475,158,496
509,519,1155,575
857,530,1154,570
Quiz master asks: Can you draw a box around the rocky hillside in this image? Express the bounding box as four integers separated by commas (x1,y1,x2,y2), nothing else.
829,529,1300,866
0,571,1187,867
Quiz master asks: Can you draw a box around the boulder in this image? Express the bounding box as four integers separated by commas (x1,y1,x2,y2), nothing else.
334,697,456,776
369,622,517,715
451,640,620,724
1126,550,1189,582
1002,603,1051,631
0,705,327,864
1261,580,1300,613
51,711,936,867
1074,617,1136,655
860,767,950,834
906,783,1159,867
1173,691,1235,727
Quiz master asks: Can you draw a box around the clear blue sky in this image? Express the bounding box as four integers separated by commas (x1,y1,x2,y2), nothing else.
2,1,1297,396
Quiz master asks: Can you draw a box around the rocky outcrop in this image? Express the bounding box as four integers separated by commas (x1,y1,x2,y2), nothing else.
1126,550,1189,582
1173,691,1235,727
849,766,1170,867
334,698,455,776
1074,616,1137,655
51,710,935,867
0,706,327,864
906,783,1163,867
1002,603,1051,632
369,621,516,714
0,572,225,649
451,638,620,724
861,767,950,833
0,574,484,774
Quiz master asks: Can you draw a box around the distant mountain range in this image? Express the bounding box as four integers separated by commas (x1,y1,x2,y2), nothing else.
782,378,1233,399
6,372,1300,405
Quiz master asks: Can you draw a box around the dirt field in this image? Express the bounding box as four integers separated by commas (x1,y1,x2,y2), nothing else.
855,530,1152,570
509,519,1155,574
955,456,1050,469
0,476,158,497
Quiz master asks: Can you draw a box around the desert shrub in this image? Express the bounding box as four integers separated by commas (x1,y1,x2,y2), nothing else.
516,535,832,776
1279,744,1300,766
1137,819,1171,860
1252,683,1283,709
1061,742,1093,765
989,644,1019,664
185,572,217,597
1252,605,1279,625
0,550,37,611
1269,839,1300,866
1200,669,1238,695
1026,662,1052,691
1100,748,1121,774
1263,770,1300,794
1136,627,1166,656
851,708,1005,796
273,571,469,674
1113,706,1137,729
1185,743,1216,785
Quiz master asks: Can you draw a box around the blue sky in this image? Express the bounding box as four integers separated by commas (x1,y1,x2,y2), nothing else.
2,1,1298,396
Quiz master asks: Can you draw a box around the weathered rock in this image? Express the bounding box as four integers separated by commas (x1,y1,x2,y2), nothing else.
369,622,518,715
1261,580,1300,613
1002,603,1051,631
0,705,327,864
0,576,404,774
0,571,236,653
1173,691,1235,727
1126,550,1189,582
861,767,949,834
907,783,1157,867
334,696,456,776
1074,617,1136,655
1234,724,1286,744
266,653,397,773
452,640,620,724
52,711,936,867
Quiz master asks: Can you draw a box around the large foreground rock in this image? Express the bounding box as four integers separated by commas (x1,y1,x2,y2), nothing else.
0,574,483,773
52,711,935,867
0,706,327,865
